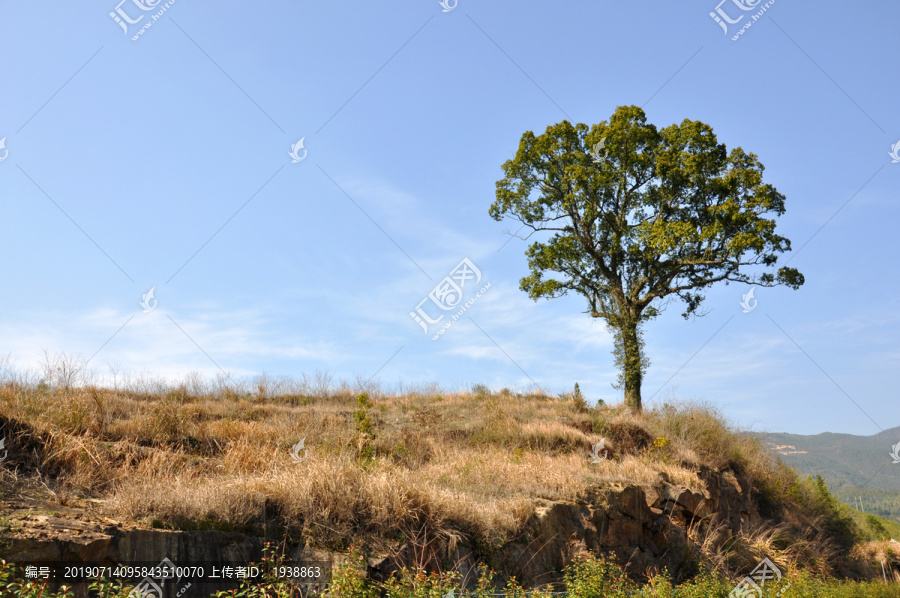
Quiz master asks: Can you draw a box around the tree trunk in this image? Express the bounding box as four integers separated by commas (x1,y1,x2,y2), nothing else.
620,317,643,412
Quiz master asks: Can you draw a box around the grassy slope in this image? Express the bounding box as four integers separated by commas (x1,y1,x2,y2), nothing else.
0,380,898,585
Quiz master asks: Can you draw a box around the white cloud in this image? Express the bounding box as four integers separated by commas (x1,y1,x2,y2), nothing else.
0,304,341,385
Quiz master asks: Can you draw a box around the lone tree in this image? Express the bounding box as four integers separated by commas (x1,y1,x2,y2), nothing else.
490,106,803,412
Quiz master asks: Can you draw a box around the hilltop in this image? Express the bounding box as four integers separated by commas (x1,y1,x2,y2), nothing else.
1,378,899,595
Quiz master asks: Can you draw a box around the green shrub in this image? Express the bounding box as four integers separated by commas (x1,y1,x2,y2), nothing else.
810,474,859,548
212,542,304,597
354,392,374,437
379,566,457,598
866,514,888,540
0,560,74,598
563,553,637,597
88,577,137,597
327,547,376,598
572,383,588,413
660,568,729,597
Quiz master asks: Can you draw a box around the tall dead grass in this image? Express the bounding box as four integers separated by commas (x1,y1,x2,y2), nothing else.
0,376,836,577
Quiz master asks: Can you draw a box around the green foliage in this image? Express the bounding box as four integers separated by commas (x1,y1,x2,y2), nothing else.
0,560,74,598
572,382,588,413
497,575,555,598
354,392,374,437
326,547,377,598
779,569,900,598
491,105,804,410
563,553,637,597
87,577,137,597
211,542,305,597
5,554,900,598
377,566,555,598
866,514,888,539
657,568,729,598
353,392,376,465
760,428,900,523
838,488,900,521
808,475,859,548
379,566,458,597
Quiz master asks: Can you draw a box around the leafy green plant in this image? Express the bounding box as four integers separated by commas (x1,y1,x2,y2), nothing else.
379,566,457,598
326,547,376,598
88,577,137,597
658,568,728,598
212,542,305,598
354,392,374,437
563,553,637,597
0,560,74,598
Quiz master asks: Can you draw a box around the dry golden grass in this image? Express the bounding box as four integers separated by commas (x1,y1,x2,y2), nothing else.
851,541,900,582
0,380,791,553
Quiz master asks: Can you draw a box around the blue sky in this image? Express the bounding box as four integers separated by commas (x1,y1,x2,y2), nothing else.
0,0,898,436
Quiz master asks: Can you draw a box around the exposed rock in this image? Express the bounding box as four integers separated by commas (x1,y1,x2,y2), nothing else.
1,496,328,597
495,468,761,586
1,468,761,594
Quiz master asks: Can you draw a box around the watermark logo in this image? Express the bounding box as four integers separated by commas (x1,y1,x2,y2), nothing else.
591,138,606,163
0,137,8,162
889,140,900,163
289,137,307,163
0,437,7,462
110,0,146,34
710,0,776,41
890,442,900,464
291,438,307,463
589,439,609,463
729,557,790,598
439,0,458,12
110,0,177,41
128,557,190,598
140,287,157,313
410,258,491,340
739,287,757,313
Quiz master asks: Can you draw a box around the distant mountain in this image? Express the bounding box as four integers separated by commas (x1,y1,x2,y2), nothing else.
759,425,900,519
761,425,900,491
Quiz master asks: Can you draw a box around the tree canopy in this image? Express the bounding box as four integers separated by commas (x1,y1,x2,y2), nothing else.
490,105,804,411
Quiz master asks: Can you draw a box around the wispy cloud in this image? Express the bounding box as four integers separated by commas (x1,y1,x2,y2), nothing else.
0,305,341,383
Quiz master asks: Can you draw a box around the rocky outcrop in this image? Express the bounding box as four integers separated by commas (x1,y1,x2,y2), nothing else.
1,497,329,597
366,468,762,588
490,468,761,586
2,468,761,594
